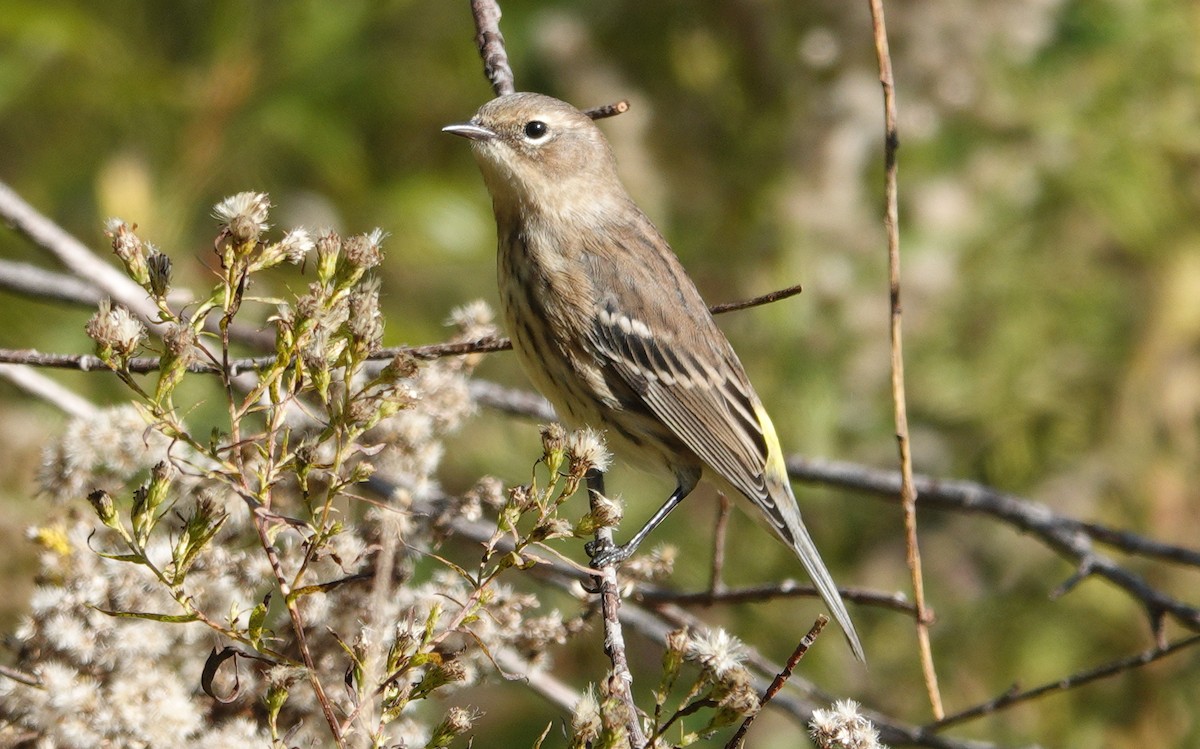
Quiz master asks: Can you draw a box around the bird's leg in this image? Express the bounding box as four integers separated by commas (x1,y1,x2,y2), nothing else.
587,482,693,567
585,468,606,497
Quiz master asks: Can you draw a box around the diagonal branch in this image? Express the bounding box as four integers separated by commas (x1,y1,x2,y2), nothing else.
786,455,1200,636
0,180,158,326
928,634,1200,730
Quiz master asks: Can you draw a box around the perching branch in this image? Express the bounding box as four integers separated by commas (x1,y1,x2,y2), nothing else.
424,510,997,749
586,473,648,748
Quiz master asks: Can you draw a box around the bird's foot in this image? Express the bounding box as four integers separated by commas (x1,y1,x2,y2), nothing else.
586,537,634,568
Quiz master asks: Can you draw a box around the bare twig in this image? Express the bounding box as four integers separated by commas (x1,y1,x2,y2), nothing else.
0,180,158,326
584,100,630,120
1073,520,1200,567
470,0,515,96
0,364,98,418
708,282,803,314
637,581,916,616
0,336,516,375
786,455,1200,633
0,259,105,307
929,634,1200,730
709,493,731,596
867,0,943,718
725,616,828,749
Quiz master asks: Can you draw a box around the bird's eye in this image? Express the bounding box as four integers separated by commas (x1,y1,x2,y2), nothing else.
523,120,549,140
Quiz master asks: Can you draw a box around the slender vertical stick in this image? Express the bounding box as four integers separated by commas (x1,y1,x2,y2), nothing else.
588,473,648,748
709,493,731,598
867,0,944,719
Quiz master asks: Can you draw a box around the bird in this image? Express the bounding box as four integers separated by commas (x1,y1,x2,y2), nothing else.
444,92,864,661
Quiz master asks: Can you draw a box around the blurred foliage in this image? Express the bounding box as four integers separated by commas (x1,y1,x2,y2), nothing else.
1,0,1198,747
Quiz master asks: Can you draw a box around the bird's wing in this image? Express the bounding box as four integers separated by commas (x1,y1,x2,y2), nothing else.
579,217,780,516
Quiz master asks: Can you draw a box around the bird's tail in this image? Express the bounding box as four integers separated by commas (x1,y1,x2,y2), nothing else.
756,406,865,662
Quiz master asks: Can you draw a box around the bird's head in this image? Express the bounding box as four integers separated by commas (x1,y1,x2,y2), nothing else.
443,92,623,214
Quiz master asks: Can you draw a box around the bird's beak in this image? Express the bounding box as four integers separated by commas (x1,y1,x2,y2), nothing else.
442,122,496,141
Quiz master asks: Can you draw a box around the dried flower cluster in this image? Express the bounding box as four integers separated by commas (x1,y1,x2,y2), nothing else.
2,194,606,748
2,192,807,748
809,699,887,749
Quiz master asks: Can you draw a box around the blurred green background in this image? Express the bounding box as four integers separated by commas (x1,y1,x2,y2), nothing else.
1,1,1198,746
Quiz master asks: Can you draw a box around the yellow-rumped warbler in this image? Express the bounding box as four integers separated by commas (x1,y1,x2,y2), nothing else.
445,92,864,660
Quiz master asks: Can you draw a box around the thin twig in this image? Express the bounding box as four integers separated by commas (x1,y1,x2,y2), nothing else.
725,616,828,749
929,634,1200,730
0,258,105,306
0,364,98,418
709,493,731,597
470,0,515,96
584,100,630,120
0,180,159,327
867,0,943,718
708,282,803,314
0,280,803,375
637,581,916,616
787,455,1200,633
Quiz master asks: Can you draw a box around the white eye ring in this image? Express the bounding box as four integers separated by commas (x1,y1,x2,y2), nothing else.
522,120,551,142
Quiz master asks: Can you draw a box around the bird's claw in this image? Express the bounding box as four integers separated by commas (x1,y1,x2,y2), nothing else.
586,537,632,569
